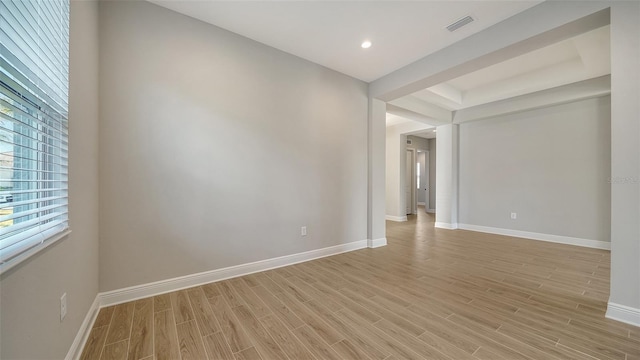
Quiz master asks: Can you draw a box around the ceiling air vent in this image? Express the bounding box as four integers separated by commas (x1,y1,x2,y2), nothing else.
447,16,474,32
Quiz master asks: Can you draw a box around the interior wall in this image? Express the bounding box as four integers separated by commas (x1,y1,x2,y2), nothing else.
0,1,100,358
428,139,437,210
406,135,428,151
98,1,368,291
458,96,611,241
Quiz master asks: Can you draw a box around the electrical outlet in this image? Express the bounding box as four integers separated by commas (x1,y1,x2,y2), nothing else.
301,226,307,236
511,212,517,220
60,293,67,321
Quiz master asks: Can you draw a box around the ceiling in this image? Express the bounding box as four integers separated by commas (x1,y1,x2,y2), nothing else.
385,113,411,127
386,25,610,129
410,25,611,111
148,0,542,82
412,130,437,140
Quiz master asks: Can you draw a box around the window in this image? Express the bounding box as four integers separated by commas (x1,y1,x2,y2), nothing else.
416,162,420,189
0,0,70,273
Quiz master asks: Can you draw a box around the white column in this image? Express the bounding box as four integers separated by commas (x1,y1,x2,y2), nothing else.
607,2,640,326
384,128,404,220
435,124,459,229
368,98,387,248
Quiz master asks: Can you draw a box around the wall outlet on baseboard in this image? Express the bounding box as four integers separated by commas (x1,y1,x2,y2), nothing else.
510,212,517,220
60,292,67,321
301,226,307,236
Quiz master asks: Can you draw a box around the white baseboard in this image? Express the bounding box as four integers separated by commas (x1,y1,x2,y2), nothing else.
458,224,611,250
67,240,370,357
417,202,426,206
426,209,435,214
368,238,387,248
385,215,408,222
435,222,458,229
99,240,368,307
65,296,100,360
606,302,640,327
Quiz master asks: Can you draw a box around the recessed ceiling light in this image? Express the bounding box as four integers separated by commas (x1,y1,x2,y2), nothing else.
361,40,372,49
433,129,437,132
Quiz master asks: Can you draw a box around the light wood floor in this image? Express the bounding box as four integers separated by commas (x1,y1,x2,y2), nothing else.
81,209,640,360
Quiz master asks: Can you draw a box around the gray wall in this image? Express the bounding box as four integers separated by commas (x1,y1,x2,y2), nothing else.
0,1,100,358
459,96,611,241
98,1,368,291
406,135,428,151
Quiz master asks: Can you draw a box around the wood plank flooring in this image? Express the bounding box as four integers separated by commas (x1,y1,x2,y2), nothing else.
81,209,639,359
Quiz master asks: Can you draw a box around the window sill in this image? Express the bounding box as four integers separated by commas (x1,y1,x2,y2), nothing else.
0,228,72,276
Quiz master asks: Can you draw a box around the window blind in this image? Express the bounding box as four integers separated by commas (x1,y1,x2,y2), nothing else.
0,0,70,273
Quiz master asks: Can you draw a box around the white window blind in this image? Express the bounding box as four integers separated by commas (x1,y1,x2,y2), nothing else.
0,0,70,274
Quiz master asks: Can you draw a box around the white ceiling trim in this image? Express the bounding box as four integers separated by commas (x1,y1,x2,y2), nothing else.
369,5,610,100
386,104,443,127
388,97,452,124
427,83,463,105
452,75,611,124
